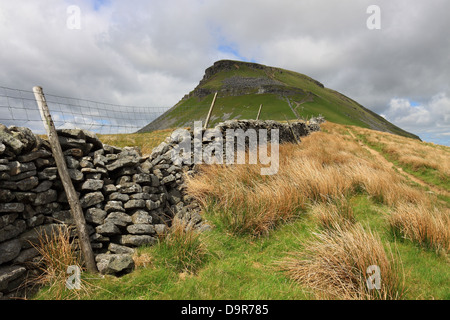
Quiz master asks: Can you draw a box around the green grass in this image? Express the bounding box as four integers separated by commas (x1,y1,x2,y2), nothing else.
271,67,418,139
169,88,378,130
64,213,317,300
32,194,449,300
401,165,449,192
167,93,296,128
98,129,173,155
396,243,450,299
351,196,450,300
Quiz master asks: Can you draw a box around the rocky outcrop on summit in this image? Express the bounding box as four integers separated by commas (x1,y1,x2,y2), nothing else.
197,60,324,89
199,60,265,86
185,60,324,100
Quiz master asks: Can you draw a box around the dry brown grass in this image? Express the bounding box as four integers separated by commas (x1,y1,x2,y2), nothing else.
351,125,450,178
312,196,356,231
187,125,432,236
279,223,406,300
29,225,93,300
187,157,308,236
99,128,175,156
389,202,450,255
132,251,153,269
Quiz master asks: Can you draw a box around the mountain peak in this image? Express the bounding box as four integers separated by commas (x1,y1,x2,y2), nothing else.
200,60,266,83
199,60,324,89
139,61,420,141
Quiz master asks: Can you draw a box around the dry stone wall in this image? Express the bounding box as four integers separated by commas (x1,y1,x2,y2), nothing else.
0,119,321,299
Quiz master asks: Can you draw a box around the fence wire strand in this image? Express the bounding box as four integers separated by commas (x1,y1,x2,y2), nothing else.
0,86,171,135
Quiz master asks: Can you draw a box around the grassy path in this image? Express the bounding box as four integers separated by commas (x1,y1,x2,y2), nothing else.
347,129,450,198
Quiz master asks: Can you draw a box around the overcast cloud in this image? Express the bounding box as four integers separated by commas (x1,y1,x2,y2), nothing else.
0,0,449,144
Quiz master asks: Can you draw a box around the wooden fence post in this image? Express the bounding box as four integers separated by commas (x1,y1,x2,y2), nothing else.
204,92,218,129
33,86,98,273
256,104,263,120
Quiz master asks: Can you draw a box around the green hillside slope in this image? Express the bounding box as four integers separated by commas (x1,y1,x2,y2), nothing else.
139,60,420,140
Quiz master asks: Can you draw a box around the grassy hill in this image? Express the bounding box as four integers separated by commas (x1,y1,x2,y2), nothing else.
139,60,420,140
34,121,449,300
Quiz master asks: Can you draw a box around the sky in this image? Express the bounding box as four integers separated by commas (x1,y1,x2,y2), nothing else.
0,0,449,145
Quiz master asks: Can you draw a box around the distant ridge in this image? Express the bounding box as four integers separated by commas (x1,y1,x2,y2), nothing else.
139,60,420,141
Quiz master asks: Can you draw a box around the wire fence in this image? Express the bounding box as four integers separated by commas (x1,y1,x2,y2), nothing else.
0,85,315,136
0,86,170,135
138,101,227,132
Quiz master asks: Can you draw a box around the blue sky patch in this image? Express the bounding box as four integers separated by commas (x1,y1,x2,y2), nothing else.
91,0,110,11
217,44,256,63
419,132,450,146
409,100,420,107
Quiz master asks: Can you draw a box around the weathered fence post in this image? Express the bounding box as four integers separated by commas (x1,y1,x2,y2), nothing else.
33,86,98,273
204,91,218,129
256,104,263,120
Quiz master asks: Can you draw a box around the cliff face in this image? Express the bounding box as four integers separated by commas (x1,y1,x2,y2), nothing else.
200,60,324,88
199,60,266,86
185,60,323,100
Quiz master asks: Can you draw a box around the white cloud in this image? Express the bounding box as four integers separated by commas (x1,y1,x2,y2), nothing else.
0,0,449,144
383,93,450,145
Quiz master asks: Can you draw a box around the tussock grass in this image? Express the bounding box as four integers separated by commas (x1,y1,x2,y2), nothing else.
187,163,308,236
312,196,356,231
389,202,450,255
29,225,92,300
187,126,431,236
157,219,208,273
279,223,406,300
